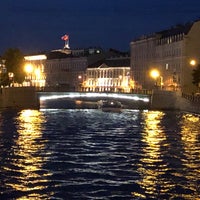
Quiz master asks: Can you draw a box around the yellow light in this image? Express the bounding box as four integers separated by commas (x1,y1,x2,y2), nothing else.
190,59,196,66
35,68,41,78
24,63,33,73
150,69,160,79
10,110,51,194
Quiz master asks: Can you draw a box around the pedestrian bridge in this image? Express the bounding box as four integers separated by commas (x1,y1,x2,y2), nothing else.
38,92,151,109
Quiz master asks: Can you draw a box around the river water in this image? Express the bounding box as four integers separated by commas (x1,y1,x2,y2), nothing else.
0,108,199,199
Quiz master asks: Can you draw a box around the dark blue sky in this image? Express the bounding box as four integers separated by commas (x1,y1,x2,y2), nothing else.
1,0,200,54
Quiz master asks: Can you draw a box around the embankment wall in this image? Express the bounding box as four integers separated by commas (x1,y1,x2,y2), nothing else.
151,90,200,114
0,87,39,110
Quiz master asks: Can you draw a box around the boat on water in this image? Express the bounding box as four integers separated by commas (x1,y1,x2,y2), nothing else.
98,100,123,112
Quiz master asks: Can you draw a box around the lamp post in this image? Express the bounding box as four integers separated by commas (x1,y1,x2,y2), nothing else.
150,69,163,90
78,75,82,91
150,69,159,89
190,59,200,92
8,72,14,87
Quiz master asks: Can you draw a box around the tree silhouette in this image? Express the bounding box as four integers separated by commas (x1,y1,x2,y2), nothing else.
2,48,25,84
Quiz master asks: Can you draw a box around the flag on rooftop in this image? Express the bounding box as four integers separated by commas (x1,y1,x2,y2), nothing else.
61,34,69,41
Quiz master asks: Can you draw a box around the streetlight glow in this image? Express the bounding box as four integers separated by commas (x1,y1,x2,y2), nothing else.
190,59,196,66
150,69,160,79
24,64,33,73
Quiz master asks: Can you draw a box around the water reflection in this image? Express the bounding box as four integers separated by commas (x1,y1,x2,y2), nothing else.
179,113,200,199
0,109,199,199
8,110,52,199
135,111,170,199
134,111,200,199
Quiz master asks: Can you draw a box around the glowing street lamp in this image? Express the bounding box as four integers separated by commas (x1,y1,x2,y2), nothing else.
25,64,33,74
190,59,196,66
150,69,160,80
150,69,163,89
77,75,83,91
190,59,200,90
78,75,82,79
8,72,14,86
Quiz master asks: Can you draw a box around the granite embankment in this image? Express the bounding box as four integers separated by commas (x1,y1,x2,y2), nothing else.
0,87,39,110
151,90,200,114
0,88,199,113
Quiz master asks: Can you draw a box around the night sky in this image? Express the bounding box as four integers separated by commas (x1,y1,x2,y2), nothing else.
1,0,200,54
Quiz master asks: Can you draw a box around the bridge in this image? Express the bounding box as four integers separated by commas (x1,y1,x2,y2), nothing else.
37,92,151,109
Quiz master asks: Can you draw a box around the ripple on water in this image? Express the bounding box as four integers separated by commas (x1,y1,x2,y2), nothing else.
0,109,199,199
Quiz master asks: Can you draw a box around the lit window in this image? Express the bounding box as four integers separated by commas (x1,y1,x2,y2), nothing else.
166,63,169,70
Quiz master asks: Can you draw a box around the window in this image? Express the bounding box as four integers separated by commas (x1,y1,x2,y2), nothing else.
166,63,169,70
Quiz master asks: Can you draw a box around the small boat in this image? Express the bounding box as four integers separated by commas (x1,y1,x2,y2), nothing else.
98,100,122,112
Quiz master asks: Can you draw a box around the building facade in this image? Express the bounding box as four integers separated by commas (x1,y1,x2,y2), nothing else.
83,55,132,93
24,47,132,92
130,20,200,93
44,48,104,91
24,54,47,88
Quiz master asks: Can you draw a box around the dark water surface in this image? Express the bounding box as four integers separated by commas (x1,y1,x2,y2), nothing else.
0,109,199,199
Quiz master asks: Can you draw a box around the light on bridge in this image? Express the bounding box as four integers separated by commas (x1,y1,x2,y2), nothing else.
39,92,150,102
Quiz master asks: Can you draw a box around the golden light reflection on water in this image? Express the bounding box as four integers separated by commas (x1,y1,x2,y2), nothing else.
179,113,200,199
133,111,200,199
134,111,171,198
7,110,52,199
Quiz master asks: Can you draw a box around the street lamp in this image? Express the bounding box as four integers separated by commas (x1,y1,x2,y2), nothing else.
78,75,83,91
190,59,196,66
150,69,160,80
150,69,163,89
190,59,200,92
8,72,14,86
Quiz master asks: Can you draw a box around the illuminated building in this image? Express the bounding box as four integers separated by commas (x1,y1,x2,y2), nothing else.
130,20,200,93
24,55,46,88
24,48,131,92
24,48,104,91
83,55,132,92
45,47,104,91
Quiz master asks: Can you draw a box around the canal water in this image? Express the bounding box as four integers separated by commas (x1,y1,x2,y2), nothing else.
0,108,199,199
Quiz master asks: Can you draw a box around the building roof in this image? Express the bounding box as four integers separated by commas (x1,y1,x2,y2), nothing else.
156,22,193,38
46,47,104,60
87,57,130,68
132,20,196,42
46,50,71,59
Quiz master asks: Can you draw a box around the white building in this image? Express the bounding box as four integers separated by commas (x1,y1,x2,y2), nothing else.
24,54,47,88
83,55,132,93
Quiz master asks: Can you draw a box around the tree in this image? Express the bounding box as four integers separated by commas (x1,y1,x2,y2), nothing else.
192,64,200,89
2,48,25,84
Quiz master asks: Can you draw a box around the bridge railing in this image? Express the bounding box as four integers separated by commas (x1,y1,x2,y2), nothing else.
37,86,153,95
130,89,153,95
182,93,200,104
